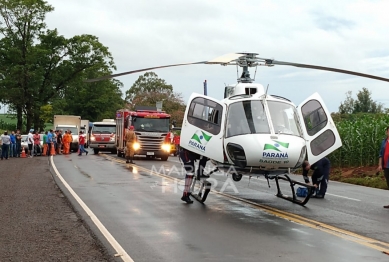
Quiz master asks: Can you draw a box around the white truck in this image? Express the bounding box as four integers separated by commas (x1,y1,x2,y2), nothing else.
53,115,81,152
80,119,90,148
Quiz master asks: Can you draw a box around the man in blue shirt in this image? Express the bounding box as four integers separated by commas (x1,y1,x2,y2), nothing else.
10,131,16,157
47,130,53,156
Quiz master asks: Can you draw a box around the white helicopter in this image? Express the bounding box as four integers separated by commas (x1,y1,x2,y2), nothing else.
86,52,389,205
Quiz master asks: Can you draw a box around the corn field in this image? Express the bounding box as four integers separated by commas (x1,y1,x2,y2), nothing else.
328,114,389,168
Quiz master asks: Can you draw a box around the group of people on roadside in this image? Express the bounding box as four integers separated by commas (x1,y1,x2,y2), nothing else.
0,128,88,159
0,130,22,160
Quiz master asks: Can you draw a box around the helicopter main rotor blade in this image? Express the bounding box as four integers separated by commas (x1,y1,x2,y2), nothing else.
263,59,389,82
85,61,207,82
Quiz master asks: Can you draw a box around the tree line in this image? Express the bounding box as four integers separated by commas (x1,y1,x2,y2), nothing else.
0,0,186,133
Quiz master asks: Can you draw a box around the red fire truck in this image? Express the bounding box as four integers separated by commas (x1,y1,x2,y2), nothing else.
116,106,171,161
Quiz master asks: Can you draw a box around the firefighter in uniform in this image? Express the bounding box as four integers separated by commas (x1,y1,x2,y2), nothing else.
125,125,137,164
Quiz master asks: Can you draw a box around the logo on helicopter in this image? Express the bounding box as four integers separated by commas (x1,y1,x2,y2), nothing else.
262,141,289,159
188,130,212,151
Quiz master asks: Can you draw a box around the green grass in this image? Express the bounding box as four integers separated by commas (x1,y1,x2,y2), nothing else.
0,114,53,133
0,114,17,123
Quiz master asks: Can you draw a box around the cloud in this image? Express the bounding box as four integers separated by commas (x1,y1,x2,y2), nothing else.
43,0,389,113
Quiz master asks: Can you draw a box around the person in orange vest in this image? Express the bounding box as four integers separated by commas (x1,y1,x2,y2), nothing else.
42,131,48,156
63,130,71,154
124,126,137,164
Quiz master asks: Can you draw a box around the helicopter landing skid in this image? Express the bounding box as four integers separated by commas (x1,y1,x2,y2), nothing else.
190,167,219,203
273,174,316,206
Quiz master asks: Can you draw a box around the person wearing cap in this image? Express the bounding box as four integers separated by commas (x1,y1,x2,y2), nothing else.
27,129,34,157
124,126,137,164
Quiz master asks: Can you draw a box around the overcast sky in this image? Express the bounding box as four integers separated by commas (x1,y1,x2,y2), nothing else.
42,0,389,113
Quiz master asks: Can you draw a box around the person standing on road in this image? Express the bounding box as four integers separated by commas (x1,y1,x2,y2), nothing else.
124,126,137,164
377,126,389,208
302,157,331,198
9,131,16,157
78,131,88,156
47,129,53,156
15,129,22,157
27,129,34,158
179,148,200,204
33,131,41,156
1,131,11,160
56,130,63,155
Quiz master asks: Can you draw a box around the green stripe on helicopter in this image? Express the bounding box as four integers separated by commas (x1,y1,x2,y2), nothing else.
263,140,289,151
191,130,212,145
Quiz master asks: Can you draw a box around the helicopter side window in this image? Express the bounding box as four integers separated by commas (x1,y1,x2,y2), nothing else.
267,101,303,136
310,129,336,155
301,100,328,136
187,97,222,135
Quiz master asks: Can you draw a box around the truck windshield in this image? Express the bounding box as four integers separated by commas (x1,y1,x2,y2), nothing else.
132,118,169,132
92,125,116,134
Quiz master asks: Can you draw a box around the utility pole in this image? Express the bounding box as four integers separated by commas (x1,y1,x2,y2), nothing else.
203,80,207,95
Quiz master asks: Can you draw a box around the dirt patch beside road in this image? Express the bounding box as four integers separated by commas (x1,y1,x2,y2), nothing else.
0,157,113,261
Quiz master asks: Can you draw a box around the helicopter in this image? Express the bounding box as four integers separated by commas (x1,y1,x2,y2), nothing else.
86,52,389,206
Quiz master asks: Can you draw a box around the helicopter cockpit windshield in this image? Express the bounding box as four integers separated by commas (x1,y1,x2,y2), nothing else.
267,101,303,136
226,100,270,137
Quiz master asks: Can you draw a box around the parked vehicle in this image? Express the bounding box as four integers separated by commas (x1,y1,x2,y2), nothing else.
89,121,116,154
115,106,171,161
54,115,81,152
21,134,44,155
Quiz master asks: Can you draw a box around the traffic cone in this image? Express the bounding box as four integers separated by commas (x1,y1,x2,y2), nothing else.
21,147,26,158
50,144,56,156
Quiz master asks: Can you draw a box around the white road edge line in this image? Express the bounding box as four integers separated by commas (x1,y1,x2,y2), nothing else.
50,156,134,262
325,193,361,201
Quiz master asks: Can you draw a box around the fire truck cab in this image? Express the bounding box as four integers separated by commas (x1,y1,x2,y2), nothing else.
116,107,171,161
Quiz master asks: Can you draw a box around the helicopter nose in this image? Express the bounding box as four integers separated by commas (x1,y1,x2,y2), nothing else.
226,143,247,168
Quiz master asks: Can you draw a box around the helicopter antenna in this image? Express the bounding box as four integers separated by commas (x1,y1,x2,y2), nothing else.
253,65,258,81
265,84,269,98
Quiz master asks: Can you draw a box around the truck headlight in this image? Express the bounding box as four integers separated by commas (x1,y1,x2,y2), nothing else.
133,142,140,150
162,144,170,152
90,135,95,141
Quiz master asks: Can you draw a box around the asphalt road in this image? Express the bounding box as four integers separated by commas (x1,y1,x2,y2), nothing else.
52,153,389,262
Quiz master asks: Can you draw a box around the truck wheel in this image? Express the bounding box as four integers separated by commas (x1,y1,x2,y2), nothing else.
93,149,99,155
161,155,168,161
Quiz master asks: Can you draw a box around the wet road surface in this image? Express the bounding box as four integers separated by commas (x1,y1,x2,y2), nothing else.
52,153,389,261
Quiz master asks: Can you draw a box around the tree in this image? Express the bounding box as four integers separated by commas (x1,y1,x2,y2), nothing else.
126,72,186,125
0,0,121,131
51,69,125,122
338,91,354,114
338,87,384,114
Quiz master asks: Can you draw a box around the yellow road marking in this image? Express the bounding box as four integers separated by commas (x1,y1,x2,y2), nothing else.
103,154,389,254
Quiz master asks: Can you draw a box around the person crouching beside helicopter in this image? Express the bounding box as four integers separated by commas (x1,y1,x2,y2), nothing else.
179,148,200,204
302,157,331,198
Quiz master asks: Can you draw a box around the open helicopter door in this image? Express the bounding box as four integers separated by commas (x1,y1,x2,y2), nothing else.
297,92,342,164
181,93,226,163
